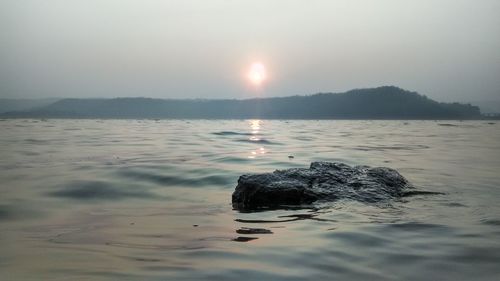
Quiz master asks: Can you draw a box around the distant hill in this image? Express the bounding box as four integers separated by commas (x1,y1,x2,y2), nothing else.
467,100,500,114
0,98,60,114
1,86,483,119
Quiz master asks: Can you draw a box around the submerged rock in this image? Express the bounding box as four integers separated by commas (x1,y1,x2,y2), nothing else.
236,227,273,234
232,236,259,242
232,162,413,210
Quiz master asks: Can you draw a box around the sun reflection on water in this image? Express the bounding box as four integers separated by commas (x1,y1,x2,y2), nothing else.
247,120,267,159
250,119,261,132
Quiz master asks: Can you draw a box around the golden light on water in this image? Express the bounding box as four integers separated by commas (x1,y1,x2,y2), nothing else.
250,119,261,132
247,120,267,159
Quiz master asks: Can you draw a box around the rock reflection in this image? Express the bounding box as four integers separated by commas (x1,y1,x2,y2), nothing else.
232,227,273,242
232,237,258,242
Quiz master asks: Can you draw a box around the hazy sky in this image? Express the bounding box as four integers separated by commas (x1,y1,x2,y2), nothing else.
1,0,499,102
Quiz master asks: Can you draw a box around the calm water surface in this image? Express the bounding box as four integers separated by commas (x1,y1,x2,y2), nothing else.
1,119,500,280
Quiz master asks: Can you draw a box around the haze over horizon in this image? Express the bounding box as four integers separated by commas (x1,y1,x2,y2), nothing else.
1,0,499,103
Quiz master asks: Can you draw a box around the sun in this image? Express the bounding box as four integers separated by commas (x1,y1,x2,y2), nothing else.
247,62,267,87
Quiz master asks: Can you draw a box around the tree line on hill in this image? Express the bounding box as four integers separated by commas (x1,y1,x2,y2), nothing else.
1,86,482,119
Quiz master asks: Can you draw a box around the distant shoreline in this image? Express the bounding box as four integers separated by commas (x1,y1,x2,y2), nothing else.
2,86,496,120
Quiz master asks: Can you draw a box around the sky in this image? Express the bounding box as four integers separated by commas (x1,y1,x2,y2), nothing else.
0,0,499,102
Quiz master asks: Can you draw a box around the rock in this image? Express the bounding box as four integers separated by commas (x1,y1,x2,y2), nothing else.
232,237,259,242
236,227,273,234
232,162,412,210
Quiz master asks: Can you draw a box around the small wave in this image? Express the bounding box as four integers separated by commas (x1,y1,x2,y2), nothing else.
480,218,500,226
384,222,449,232
293,136,315,141
443,202,467,207
323,231,389,247
0,205,10,220
212,131,253,136
48,181,161,200
235,213,332,223
235,138,281,145
24,138,48,144
402,190,445,197
0,204,44,221
354,144,429,151
213,156,249,163
438,123,478,128
118,170,233,187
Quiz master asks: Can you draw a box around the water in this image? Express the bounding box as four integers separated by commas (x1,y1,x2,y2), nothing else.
1,119,499,280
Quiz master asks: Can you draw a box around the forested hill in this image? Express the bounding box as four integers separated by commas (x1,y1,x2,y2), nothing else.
2,86,481,119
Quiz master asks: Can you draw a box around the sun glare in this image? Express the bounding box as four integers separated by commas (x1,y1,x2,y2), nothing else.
247,62,267,87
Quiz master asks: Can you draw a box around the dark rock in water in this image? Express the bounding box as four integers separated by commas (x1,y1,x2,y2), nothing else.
232,162,413,210
236,227,273,234
232,236,259,242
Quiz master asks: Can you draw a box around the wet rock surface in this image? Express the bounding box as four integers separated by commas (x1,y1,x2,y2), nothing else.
236,227,273,235
232,162,415,210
